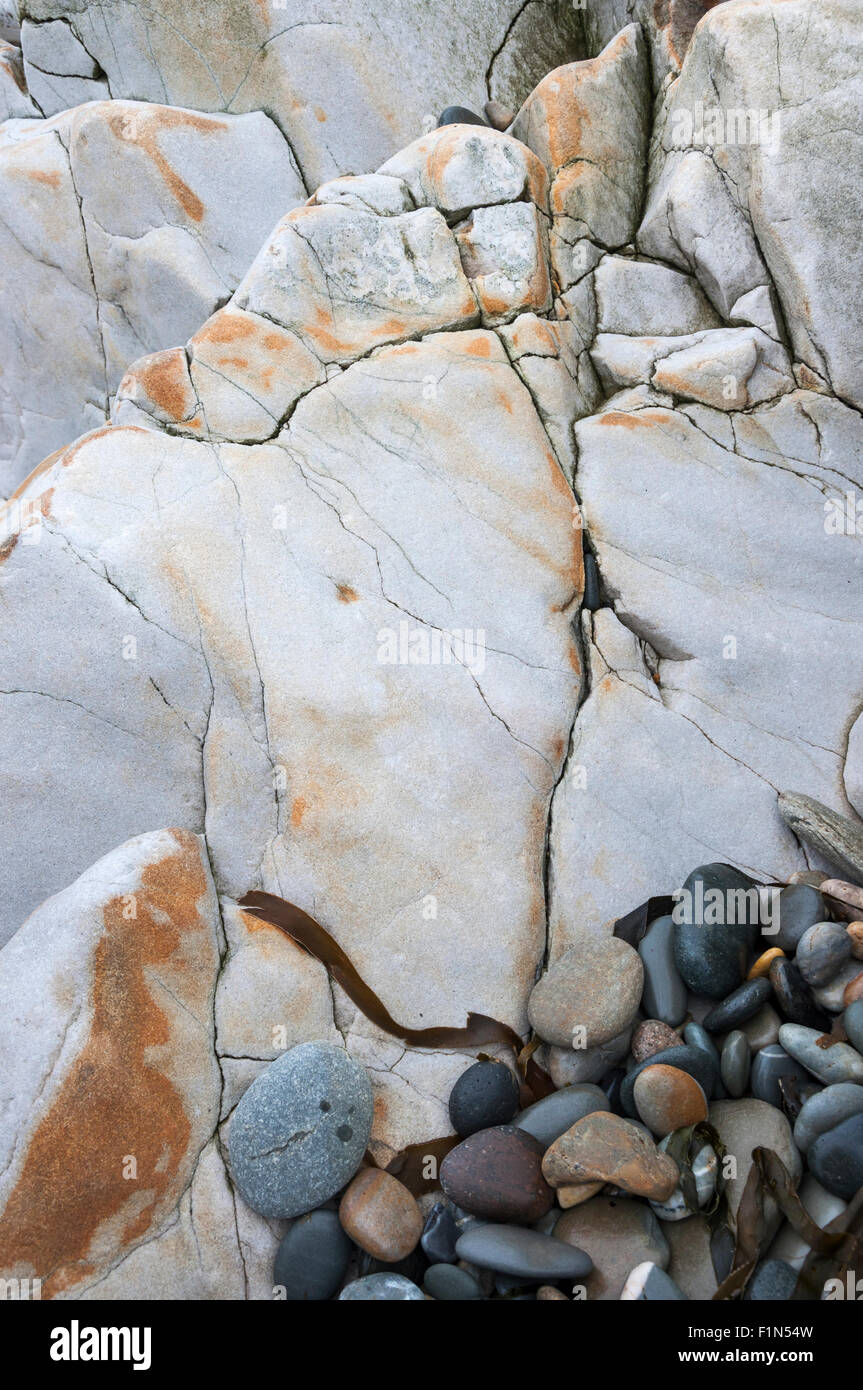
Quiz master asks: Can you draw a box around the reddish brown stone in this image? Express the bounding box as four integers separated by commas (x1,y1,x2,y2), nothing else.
338,1167,422,1262
631,1019,680,1063
440,1125,554,1223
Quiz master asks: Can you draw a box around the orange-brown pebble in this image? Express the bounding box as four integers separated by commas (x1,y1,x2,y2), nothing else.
338,1167,423,1262
843,970,863,1006
748,947,785,979
632,1064,708,1138
848,923,863,961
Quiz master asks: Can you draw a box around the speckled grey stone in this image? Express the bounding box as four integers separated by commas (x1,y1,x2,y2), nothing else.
720,1031,750,1098
514,1083,609,1147
750,1044,810,1110
793,1083,863,1153
778,1024,863,1085
228,1042,373,1219
795,921,852,988
745,1259,798,1300
339,1273,425,1300
639,914,688,1026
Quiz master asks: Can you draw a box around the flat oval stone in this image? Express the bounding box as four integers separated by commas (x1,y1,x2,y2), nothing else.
845,999,863,1053
455,1223,592,1280
440,1125,554,1223
672,863,761,998
639,914,688,1025
527,929,643,1048
437,105,487,127
770,957,832,1031
228,1042,373,1218
423,1263,483,1300
775,884,826,953
273,1209,353,1300
703,978,772,1033
554,1195,669,1300
621,1043,717,1118
795,921,852,988
745,1259,798,1301
750,1044,810,1109
448,1058,519,1137
633,1065,708,1138
339,1273,424,1300
338,1167,422,1262
720,1031,750,1098
778,1023,863,1085
632,1019,681,1063
514,1083,608,1148
808,1113,863,1200
793,1083,863,1153
542,1111,679,1202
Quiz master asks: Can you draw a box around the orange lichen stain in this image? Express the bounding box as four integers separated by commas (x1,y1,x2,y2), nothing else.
137,351,192,422
290,795,307,828
464,335,492,358
335,583,360,604
218,355,250,371
315,106,327,123
0,532,18,565
496,389,514,415
596,409,670,430
195,312,256,346
25,168,61,188
0,831,208,1297
106,108,228,223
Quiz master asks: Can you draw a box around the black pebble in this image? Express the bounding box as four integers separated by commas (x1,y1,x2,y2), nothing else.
583,549,601,611
273,1209,353,1300
449,1058,520,1137
769,957,832,1031
437,106,487,127
420,1201,459,1264
703,977,772,1033
773,884,826,953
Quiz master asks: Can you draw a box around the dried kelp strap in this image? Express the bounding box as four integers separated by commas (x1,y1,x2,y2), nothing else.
239,890,525,1051
612,894,676,948
713,1147,859,1300
792,1186,863,1300
665,1121,732,1279
385,1138,461,1195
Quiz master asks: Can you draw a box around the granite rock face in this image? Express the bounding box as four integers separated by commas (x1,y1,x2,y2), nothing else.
2,0,862,1299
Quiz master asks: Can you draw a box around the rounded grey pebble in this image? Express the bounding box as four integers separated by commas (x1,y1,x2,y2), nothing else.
814,959,863,1013
720,1030,750,1098
339,1273,425,1300
808,1113,863,1199
423,1264,483,1300
455,1224,592,1280
845,999,863,1054
774,884,826,953
639,914,688,1026
750,1044,810,1110
778,1023,863,1085
745,1259,798,1300
795,922,852,989
273,1208,353,1300
793,1083,863,1153
228,1042,372,1218
514,1083,609,1147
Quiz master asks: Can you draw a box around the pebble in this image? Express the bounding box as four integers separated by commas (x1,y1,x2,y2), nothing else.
703,978,772,1033
527,929,643,1048
554,1195,669,1300
769,957,832,1031
777,791,863,884
227,1042,373,1218
672,863,761,998
621,1043,716,1117
339,1273,425,1300
665,1215,720,1299
813,959,863,1012
338,1167,422,1262
792,1082,863,1153
845,999,863,1052
747,947,784,979
683,1021,722,1077
795,921,852,988
842,969,863,1006
546,1027,632,1086
778,1022,863,1085
537,1285,568,1300
455,1224,592,1280
448,1058,519,1137
708,1099,802,1225
420,1201,460,1264
483,99,514,130
633,1064,708,1138
774,882,826,953
739,1003,782,1053
620,1262,687,1300
720,1030,750,1098
650,1138,717,1221
514,1083,608,1147
808,1113,863,1200
440,1125,554,1223
820,878,863,916
750,1044,811,1110
272,1209,353,1300
638,914,688,1025
542,1111,679,1202
437,105,486,127
423,1264,483,1300
632,1019,681,1063
745,1259,798,1300
848,923,863,960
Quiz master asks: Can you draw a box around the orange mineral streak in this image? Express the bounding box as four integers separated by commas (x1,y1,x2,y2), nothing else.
0,832,209,1297
290,795,307,828
24,167,61,188
137,350,193,422
336,583,360,603
106,108,228,223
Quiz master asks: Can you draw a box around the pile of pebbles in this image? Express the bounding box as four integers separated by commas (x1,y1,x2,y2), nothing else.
228,859,863,1300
